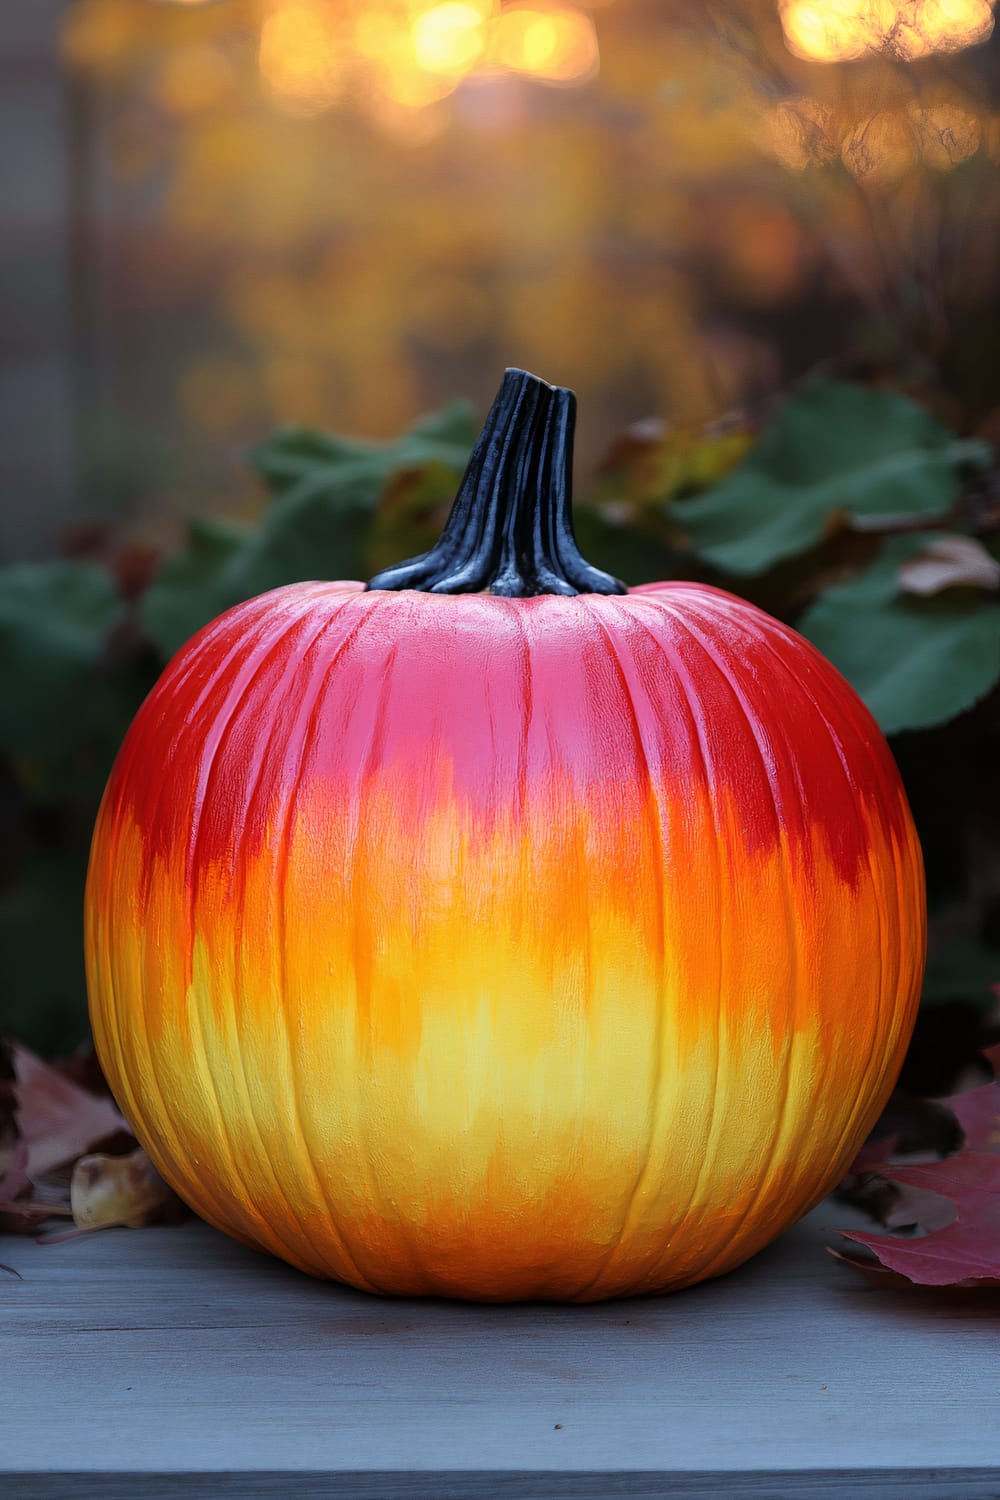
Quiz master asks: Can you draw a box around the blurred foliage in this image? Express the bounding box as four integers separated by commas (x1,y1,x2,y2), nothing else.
2,375,998,1050
679,383,990,575
799,530,1000,734
143,403,477,654
0,564,128,757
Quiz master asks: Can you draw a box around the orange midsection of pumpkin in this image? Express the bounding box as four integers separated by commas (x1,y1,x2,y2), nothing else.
86,766,923,1300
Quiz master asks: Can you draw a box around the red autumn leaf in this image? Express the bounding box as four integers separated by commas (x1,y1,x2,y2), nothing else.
948,1047,1000,1153
833,1043,1000,1288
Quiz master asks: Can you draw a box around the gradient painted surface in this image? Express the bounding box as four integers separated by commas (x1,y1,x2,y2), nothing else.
85,581,925,1300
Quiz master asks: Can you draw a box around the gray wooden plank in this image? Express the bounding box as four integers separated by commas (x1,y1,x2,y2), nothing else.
3,1201,1000,1499
6,1472,1000,1500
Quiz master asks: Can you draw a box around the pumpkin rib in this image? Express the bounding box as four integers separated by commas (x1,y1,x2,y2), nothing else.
84,829,147,1212
91,774,233,1238
236,595,378,1284
660,601,813,1285
520,596,598,1254
788,615,927,1087
753,620,907,1102
564,597,669,1299
182,599,326,892
692,603,857,1260
661,590,917,1285
627,596,732,1285
686,607,817,1259
185,607,332,1268
739,616,917,1184
278,588,401,1288
145,594,302,887
517,597,537,838
342,590,437,1292
725,603,915,1122
181,599,351,1257
654,601,785,1284
157,589,373,1258
119,604,298,1243
770,621,926,1069
276,593,391,1287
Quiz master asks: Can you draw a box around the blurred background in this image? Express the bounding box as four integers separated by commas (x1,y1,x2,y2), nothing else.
5,0,1000,558
2,0,999,1074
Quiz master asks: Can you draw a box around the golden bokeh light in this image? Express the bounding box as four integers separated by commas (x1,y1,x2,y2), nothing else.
353,9,399,60
909,0,996,53
411,2,493,75
255,0,601,118
375,54,463,108
780,0,995,61
259,3,341,115
495,4,599,82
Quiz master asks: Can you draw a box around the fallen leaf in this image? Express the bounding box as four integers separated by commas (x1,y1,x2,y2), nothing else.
0,1040,188,1241
898,535,1000,596
948,1043,1000,1151
70,1148,184,1231
1,1040,130,1235
833,1043,1000,1287
14,1043,125,1177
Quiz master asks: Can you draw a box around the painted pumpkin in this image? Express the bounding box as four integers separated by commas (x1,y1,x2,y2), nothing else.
85,369,925,1301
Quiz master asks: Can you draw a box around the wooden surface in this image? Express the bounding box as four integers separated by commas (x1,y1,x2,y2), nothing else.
3,1201,999,1499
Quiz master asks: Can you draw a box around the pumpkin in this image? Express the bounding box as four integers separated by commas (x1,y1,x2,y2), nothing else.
85,369,925,1301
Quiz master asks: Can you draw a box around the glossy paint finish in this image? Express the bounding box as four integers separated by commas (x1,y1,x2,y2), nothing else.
85,579,925,1301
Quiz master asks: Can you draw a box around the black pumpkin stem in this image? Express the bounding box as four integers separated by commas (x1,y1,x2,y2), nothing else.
366,369,626,597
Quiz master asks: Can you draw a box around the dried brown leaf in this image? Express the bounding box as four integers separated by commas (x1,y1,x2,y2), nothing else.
14,1043,125,1177
898,535,1000,596
70,1148,185,1232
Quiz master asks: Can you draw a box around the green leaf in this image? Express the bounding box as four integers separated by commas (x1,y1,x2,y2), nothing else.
0,562,127,756
249,400,477,496
798,533,1000,734
679,382,990,576
143,404,478,658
